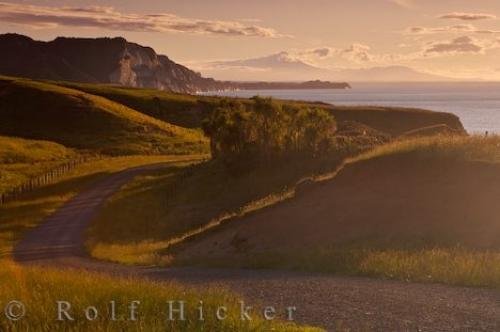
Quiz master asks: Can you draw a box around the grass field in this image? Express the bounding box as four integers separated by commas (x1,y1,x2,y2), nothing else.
87,135,500,289
58,81,220,128
1,155,319,331
0,77,208,155
87,154,347,265
329,105,465,137
174,245,500,289
2,75,481,330
2,74,491,322
0,155,205,256
351,134,500,163
56,80,465,138
0,136,78,194
0,136,75,164
0,262,317,332
169,245,500,288
173,135,500,288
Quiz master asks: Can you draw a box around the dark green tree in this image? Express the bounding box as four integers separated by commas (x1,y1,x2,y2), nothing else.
203,97,336,168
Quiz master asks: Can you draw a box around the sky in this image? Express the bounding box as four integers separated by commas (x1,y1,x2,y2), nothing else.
1,0,500,80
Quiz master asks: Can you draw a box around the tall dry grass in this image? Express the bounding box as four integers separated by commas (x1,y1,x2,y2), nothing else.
0,260,318,331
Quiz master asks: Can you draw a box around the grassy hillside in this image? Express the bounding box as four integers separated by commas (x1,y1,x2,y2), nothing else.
0,155,316,331
168,135,500,287
0,77,208,155
0,136,78,194
57,81,465,137
59,81,219,128
0,155,204,256
0,136,74,164
87,154,348,265
87,135,500,288
329,105,465,137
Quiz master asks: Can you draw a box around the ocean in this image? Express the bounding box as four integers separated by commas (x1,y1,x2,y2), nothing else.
204,82,500,134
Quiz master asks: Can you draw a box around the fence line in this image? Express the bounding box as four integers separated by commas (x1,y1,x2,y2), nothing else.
0,156,95,206
164,163,197,204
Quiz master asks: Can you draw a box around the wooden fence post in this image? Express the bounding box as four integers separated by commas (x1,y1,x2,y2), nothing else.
0,155,99,206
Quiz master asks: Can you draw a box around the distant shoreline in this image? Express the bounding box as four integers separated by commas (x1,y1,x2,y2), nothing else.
219,80,351,91
202,83,500,134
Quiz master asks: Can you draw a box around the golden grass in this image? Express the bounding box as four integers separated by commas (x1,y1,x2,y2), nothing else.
89,135,500,289
90,188,294,266
0,135,75,164
87,157,343,265
0,136,78,194
356,247,500,287
0,77,208,155
0,260,319,331
171,135,500,288
0,155,206,256
351,134,500,164
1,155,319,331
58,81,217,129
179,246,500,289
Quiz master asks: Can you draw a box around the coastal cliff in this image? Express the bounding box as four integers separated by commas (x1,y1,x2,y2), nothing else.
0,34,349,93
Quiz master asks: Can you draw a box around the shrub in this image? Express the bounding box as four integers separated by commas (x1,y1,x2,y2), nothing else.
202,97,336,169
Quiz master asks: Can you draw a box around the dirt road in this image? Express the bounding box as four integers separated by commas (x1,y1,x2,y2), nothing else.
13,164,500,331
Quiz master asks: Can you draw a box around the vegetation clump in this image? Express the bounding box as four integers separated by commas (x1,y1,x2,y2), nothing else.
202,97,336,169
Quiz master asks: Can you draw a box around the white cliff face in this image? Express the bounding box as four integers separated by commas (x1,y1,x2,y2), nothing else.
0,34,226,93
108,42,222,93
109,52,137,86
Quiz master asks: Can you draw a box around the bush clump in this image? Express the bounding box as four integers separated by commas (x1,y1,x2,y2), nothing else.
202,97,336,168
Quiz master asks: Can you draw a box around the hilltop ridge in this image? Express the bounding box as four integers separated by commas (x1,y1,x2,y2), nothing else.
0,33,228,93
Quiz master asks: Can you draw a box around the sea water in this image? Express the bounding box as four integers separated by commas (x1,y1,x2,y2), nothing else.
205,82,500,134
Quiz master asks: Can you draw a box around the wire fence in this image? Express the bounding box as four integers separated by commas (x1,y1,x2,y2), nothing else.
164,164,194,201
0,156,95,206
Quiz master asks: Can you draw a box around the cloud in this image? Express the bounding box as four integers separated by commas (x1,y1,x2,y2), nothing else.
405,24,474,34
424,36,483,54
404,24,500,35
0,2,285,38
290,47,334,62
304,37,500,65
287,45,376,64
339,44,375,63
438,12,497,21
310,47,331,57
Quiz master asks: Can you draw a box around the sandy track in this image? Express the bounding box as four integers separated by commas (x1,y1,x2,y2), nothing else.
13,164,500,331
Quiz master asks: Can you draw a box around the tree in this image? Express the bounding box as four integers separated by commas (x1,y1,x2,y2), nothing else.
203,97,336,168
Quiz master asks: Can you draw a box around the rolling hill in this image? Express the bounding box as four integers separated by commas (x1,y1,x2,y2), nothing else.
0,77,208,155
55,81,465,136
0,136,75,165
56,81,218,129
0,75,465,162
172,135,500,261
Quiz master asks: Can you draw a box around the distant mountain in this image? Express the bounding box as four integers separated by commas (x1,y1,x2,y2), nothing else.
205,52,327,81
331,66,451,82
219,51,322,71
0,33,229,93
0,34,349,92
200,52,453,82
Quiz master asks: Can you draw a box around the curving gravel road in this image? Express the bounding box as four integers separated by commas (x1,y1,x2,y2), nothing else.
14,164,500,331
